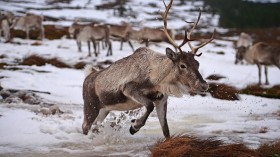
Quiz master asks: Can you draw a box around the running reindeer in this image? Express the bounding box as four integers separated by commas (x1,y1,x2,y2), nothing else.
82,0,215,137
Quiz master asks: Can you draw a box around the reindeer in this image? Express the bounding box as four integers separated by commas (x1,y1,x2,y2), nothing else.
109,22,134,51
68,21,96,38
74,24,112,57
235,32,253,64
0,11,14,42
82,0,215,138
11,13,44,40
236,42,280,85
69,21,106,52
130,26,176,50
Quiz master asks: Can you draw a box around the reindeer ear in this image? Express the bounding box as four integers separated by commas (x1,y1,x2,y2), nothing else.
166,47,178,61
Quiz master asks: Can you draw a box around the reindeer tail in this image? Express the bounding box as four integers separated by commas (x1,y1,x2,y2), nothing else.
84,64,99,77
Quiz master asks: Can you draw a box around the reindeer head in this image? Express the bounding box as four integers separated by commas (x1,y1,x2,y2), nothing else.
165,47,208,93
162,0,215,93
235,46,247,64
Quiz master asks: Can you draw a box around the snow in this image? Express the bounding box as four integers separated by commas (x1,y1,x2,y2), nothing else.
0,0,280,156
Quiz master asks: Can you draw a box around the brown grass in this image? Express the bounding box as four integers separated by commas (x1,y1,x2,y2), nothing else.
44,25,69,40
10,25,69,40
206,74,226,81
150,135,256,157
240,84,280,99
20,55,71,68
208,83,240,100
150,135,280,157
257,141,280,157
73,62,87,69
21,55,46,66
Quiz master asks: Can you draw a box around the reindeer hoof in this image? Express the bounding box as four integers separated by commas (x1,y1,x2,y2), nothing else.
129,126,138,135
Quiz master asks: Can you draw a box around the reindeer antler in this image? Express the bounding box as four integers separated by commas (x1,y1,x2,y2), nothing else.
186,8,216,56
161,0,215,56
161,0,190,53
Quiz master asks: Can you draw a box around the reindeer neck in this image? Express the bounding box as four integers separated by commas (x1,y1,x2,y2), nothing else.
149,55,175,85
244,46,256,64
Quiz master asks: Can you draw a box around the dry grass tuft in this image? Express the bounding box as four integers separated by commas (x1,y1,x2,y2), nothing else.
257,141,280,157
20,55,71,68
44,25,69,40
150,135,256,157
74,62,87,69
240,84,280,99
10,25,69,40
47,58,71,68
208,83,240,100
206,74,226,81
150,135,280,157
21,55,46,66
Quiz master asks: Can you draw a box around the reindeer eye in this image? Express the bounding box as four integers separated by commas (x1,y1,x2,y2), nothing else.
180,64,187,69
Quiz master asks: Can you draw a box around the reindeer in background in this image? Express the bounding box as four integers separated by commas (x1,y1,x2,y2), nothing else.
236,41,280,85
82,0,215,137
0,11,14,42
109,22,135,51
130,26,176,50
68,21,96,38
74,24,112,57
11,13,44,40
235,32,253,64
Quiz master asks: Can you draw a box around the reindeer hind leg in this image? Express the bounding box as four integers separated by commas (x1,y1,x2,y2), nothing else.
257,63,262,85
106,41,112,56
128,39,134,51
87,40,91,57
264,66,269,85
82,96,100,135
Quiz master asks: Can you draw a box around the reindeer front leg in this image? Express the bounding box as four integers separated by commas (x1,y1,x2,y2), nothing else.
155,96,170,138
87,40,91,57
122,82,155,135
26,27,30,39
257,63,262,85
264,66,269,85
77,40,82,52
